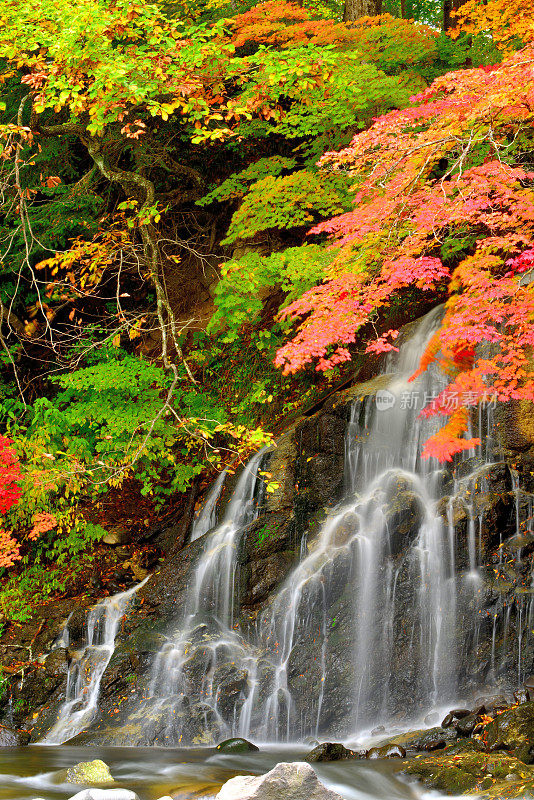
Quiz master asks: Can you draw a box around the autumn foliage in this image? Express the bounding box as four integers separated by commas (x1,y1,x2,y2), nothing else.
275,47,534,460
454,0,534,50
0,437,22,568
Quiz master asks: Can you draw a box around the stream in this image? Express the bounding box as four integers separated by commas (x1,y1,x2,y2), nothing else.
0,744,451,800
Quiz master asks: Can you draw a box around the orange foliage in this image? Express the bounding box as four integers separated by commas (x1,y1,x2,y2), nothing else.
454,0,534,50
231,3,438,70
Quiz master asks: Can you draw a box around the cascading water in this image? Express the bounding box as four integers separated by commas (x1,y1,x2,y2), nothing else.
50,307,534,748
189,470,227,543
146,448,267,743
41,577,149,744
233,307,461,740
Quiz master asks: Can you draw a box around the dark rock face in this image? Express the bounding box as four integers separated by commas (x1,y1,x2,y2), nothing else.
0,725,30,746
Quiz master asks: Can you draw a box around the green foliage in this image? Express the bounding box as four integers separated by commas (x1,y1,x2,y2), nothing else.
197,156,297,206
223,172,352,243
209,244,334,341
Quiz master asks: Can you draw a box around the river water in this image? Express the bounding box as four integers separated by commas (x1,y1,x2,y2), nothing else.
0,744,450,800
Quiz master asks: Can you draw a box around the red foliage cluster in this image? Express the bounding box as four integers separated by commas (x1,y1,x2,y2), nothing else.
0,437,23,568
275,48,534,460
0,436,22,514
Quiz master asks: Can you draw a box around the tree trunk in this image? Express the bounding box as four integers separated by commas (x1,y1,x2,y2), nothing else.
343,0,382,22
443,0,468,31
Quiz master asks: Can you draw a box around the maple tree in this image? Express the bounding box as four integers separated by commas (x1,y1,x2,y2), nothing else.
454,0,534,50
275,47,534,461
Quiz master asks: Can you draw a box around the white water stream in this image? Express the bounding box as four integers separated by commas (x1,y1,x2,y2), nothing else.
41,577,149,745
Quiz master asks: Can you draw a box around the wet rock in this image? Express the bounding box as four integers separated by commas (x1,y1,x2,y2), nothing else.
58,760,115,785
525,676,534,693
247,552,293,605
449,708,471,719
371,725,386,735
383,485,424,556
215,761,344,800
455,713,479,737
67,792,139,800
216,737,259,753
389,726,457,752
515,688,530,705
424,712,440,726
482,701,534,756
0,724,30,746
265,429,297,513
474,695,510,715
503,532,534,552
305,743,357,762
44,647,69,677
213,664,248,719
366,744,406,759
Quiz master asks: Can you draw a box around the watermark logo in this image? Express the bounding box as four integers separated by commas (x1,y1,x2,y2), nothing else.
375,389,396,411
374,388,498,412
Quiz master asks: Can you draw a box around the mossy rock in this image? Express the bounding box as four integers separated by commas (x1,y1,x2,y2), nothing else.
482,701,534,756
400,752,534,796
216,737,259,753
306,742,357,762
386,726,456,751
56,759,115,785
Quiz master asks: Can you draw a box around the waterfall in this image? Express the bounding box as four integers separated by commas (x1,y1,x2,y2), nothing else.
189,470,227,543
41,576,149,744
54,307,534,747
232,307,459,740
146,448,267,743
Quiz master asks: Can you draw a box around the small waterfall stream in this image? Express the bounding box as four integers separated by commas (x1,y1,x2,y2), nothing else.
147,448,267,743
41,577,149,745
189,470,227,543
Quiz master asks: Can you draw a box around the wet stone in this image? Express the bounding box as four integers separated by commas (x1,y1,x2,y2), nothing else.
216,737,259,753
455,714,479,737
515,688,530,705
305,743,357,762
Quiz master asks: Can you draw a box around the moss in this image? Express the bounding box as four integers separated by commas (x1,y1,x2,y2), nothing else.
56,759,114,785
401,752,534,796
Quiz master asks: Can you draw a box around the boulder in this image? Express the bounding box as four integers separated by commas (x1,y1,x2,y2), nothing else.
215,762,344,800
482,700,534,758
216,737,259,753
66,792,139,800
455,713,479,737
0,724,30,746
305,742,356,762
58,760,115,785
387,726,456,752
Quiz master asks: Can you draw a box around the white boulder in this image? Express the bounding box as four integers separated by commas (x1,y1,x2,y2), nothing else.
67,790,140,800
215,761,345,800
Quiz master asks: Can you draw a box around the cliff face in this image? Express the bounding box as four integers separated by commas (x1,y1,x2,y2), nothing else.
3,322,534,747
